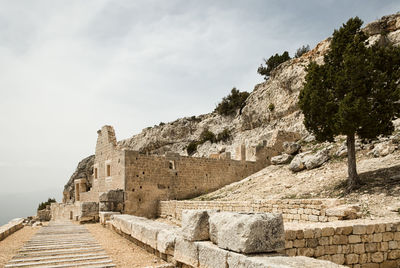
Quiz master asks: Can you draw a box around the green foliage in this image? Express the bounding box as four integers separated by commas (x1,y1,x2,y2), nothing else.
38,198,56,211
268,103,275,112
216,128,231,142
159,122,165,126
215,88,250,116
258,51,291,79
199,129,216,143
186,128,232,155
295,44,310,58
299,16,400,188
186,141,199,155
299,16,400,143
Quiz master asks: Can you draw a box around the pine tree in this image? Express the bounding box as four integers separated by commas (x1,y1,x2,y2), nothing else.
299,17,400,190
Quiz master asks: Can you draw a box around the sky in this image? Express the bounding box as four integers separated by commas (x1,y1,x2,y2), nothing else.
0,0,399,224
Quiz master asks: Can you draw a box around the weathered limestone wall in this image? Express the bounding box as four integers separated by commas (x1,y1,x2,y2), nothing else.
158,199,352,223
124,151,262,218
81,126,125,203
285,218,400,267
0,218,24,241
51,203,80,221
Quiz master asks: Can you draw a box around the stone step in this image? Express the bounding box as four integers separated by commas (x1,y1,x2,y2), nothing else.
9,253,107,263
6,259,115,268
14,248,104,258
5,255,110,267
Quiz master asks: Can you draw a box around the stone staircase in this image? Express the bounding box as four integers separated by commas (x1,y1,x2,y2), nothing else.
5,221,115,268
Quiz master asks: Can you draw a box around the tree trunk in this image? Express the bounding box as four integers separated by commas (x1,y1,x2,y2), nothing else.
346,133,360,191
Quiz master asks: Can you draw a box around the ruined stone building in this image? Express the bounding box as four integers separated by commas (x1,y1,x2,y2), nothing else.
53,125,278,220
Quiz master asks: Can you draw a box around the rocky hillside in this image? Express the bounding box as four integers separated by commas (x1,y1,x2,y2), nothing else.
118,13,400,158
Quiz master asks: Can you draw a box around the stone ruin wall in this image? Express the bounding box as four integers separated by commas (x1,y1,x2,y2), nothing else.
124,151,263,218
78,125,125,203
158,199,351,224
284,219,400,267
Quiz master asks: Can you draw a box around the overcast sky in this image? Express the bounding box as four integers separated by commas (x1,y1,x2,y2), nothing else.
0,0,399,204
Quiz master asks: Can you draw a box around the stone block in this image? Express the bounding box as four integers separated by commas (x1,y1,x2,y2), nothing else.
196,241,228,268
346,253,359,265
353,225,367,235
322,227,335,237
209,212,284,254
383,232,394,241
331,254,345,265
157,228,180,255
349,235,362,244
371,251,384,263
99,211,120,225
182,210,214,241
174,237,199,267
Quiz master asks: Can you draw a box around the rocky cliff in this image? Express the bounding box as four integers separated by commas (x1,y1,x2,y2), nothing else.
117,13,400,159
63,155,94,203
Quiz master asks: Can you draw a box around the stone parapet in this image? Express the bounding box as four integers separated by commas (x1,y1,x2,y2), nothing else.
107,212,345,267
284,218,400,267
158,199,357,223
0,218,24,241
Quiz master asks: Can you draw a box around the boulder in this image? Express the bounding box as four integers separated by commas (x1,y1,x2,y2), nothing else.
304,148,330,170
182,210,214,241
283,142,301,155
325,204,360,220
372,142,396,157
271,154,293,165
289,151,310,172
209,212,284,254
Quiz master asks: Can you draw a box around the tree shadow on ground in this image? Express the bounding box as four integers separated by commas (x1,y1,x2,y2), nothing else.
333,164,400,197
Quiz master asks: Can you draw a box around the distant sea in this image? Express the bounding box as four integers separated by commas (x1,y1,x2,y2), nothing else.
0,188,62,226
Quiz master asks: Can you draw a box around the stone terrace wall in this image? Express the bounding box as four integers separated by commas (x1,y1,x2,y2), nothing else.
124,151,263,218
158,199,348,223
284,218,400,267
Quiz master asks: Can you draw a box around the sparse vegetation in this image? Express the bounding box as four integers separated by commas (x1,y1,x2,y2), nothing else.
257,51,291,80
159,122,165,126
199,129,216,143
268,103,275,112
186,141,199,155
216,128,231,142
295,44,310,58
38,198,56,211
215,88,250,116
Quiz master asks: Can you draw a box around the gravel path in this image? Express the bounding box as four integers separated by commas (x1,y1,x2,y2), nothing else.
0,226,38,267
86,223,168,268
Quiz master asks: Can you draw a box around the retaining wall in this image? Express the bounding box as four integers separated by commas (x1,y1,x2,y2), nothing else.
284,218,400,267
107,213,344,268
0,218,24,241
158,199,353,223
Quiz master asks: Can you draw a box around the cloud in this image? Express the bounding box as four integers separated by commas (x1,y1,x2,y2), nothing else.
0,0,399,198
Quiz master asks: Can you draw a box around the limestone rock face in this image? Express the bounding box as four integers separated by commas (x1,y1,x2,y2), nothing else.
209,212,285,254
63,155,94,203
182,210,214,241
372,142,396,157
271,154,293,165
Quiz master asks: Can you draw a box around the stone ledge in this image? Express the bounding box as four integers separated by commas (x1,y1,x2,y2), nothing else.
108,213,345,267
0,218,24,241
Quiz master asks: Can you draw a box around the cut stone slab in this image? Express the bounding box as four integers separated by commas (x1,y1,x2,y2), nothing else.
209,212,285,254
157,227,180,255
174,237,199,267
99,212,120,225
196,241,228,268
182,210,215,241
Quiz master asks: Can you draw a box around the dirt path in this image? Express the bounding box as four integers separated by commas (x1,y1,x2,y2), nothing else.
86,223,168,268
0,226,38,267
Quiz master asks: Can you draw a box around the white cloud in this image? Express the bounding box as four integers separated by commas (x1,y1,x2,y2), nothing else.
0,0,398,198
